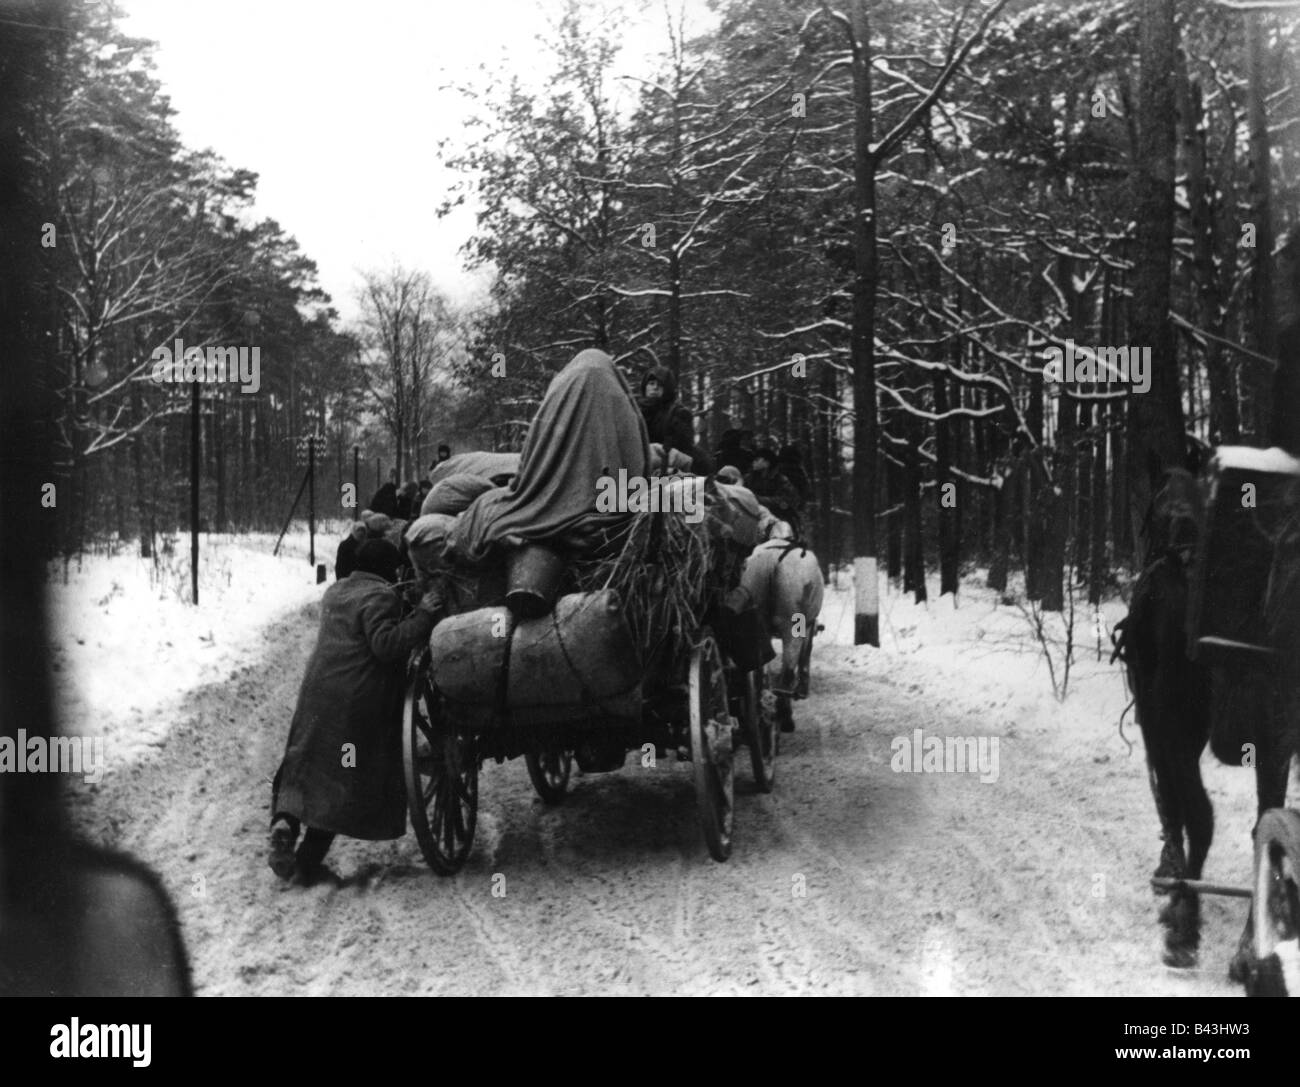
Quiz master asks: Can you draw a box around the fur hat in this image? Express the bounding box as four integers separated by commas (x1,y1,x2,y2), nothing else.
354,539,402,583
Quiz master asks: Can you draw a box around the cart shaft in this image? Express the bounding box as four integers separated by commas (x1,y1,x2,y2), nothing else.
1151,876,1251,898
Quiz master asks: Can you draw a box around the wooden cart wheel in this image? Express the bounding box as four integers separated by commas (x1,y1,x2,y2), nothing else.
689,632,735,861
525,748,572,804
740,667,775,793
403,649,478,875
1250,808,1300,995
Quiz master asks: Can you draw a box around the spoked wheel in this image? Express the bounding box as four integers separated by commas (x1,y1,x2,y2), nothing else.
525,748,572,804
1250,808,1300,995
689,631,735,862
738,667,775,793
403,649,478,875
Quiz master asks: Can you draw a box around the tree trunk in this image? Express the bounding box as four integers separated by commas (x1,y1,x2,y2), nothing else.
214,390,226,533
1126,0,1185,560
886,447,902,582
1245,8,1275,441
850,0,880,644
902,417,926,603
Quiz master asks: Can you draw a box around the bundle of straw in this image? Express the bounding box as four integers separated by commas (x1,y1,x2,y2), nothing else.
572,505,728,668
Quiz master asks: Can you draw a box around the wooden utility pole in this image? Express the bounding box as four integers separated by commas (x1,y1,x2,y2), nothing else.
190,379,199,605
308,435,316,567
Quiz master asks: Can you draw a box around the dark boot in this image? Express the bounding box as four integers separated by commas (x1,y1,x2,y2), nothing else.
268,817,299,880
293,828,336,884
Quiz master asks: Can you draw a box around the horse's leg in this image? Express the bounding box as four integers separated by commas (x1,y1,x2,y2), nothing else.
775,622,797,732
1162,723,1213,967
1139,703,1196,966
795,630,813,700
774,617,799,697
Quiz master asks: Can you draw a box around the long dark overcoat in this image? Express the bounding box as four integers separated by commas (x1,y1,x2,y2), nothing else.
272,572,435,840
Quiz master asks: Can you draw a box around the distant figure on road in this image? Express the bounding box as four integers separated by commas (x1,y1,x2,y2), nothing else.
436,443,451,464
395,480,419,520
367,469,400,519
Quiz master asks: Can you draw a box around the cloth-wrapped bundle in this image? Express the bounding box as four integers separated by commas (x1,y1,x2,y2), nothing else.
405,512,505,616
707,481,764,550
419,473,499,518
427,590,641,723
429,451,521,488
405,514,457,576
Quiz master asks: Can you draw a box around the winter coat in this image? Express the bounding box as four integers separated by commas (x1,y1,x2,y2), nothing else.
747,466,802,522
778,462,812,506
335,531,362,580
272,572,438,840
367,482,400,519
638,366,714,476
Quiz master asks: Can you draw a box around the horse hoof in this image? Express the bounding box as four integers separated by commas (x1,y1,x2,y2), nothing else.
1163,945,1198,970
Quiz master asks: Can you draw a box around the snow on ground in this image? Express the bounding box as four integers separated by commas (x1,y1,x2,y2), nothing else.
820,566,1133,739
47,521,349,769
43,533,1167,776
47,530,1258,847
820,564,1261,879
53,540,1271,994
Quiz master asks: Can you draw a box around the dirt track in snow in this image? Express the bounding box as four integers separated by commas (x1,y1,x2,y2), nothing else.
66,598,1251,996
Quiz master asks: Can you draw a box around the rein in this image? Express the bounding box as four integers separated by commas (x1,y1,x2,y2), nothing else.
771,540,809,566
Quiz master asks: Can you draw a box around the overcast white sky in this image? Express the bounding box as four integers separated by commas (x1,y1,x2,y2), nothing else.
118,0,708,325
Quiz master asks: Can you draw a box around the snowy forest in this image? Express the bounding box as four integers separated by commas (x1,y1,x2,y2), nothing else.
22,0,1300,632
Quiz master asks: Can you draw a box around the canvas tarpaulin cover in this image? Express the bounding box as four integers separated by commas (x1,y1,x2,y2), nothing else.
447,349,651,565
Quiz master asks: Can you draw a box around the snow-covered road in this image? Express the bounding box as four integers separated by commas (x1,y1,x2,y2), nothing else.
56,534,1255,995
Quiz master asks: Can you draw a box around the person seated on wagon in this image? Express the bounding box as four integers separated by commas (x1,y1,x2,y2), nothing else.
747,447,803,537
637,365,714,476
268,539,447,883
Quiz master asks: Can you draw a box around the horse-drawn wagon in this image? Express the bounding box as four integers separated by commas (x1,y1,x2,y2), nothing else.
395,348,781,876
400,480,779,874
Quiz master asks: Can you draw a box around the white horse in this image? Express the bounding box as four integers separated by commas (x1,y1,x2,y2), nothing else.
741,537,825,730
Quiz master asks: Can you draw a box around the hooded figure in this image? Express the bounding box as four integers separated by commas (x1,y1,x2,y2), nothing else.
638,365,714,476
334,522,367,580
747,446,802,528
394,481,420,521
715,428,755,475
777,445,812,505
366,481,400,519
269,539,444,880
448,349,651,564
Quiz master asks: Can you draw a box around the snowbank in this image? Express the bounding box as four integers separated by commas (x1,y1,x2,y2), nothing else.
819,567,1134,738
46,526,345,769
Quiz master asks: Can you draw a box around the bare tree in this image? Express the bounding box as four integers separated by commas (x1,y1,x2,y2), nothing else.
355,267,454,483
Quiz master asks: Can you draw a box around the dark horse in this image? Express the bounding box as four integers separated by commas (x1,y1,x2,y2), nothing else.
1114,464,1300,983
